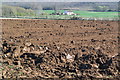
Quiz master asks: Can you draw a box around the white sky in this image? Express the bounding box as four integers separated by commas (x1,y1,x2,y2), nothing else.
1,0,120,2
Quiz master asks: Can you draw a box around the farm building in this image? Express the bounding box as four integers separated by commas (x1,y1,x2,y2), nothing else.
63,11,76,15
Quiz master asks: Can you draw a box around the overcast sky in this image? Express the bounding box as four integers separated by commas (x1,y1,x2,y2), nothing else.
1,0,120,2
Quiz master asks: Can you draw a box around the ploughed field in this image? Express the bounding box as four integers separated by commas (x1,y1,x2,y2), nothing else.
0,19,120,79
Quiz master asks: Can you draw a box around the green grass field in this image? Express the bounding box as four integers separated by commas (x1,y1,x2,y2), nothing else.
38,10,119,19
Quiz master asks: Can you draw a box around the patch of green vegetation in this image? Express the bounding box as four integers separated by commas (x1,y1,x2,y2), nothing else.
18,72,24,75
0,63,2,66
40,10,118,18
0,69,2,71
8,65,14,68
0,67,5,70
106,75,114,78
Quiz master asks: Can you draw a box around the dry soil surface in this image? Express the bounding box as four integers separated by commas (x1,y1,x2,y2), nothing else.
0,19,120,79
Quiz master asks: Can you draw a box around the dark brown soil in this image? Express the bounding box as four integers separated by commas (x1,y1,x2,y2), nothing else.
0,19,120,79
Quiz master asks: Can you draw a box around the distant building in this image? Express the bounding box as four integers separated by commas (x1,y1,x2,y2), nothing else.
63,11,76,15
50,11,77,16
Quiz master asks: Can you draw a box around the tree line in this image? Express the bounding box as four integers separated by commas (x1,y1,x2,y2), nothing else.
2,5,35,17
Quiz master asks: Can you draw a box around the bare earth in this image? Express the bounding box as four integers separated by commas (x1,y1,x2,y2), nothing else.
1,19,120,79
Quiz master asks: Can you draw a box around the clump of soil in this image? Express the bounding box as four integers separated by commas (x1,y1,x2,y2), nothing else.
1,41,120,79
